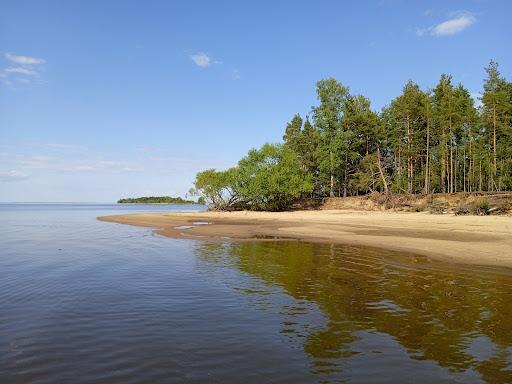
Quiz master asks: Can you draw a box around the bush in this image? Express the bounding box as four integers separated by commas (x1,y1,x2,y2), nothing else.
476,198,490,214
454,198,490,215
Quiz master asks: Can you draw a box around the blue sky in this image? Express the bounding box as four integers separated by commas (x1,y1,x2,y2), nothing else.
1,0,510,202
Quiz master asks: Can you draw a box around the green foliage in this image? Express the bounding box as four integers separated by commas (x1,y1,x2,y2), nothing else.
235,143,313,211
193,144,312,211
350,153,385,193
193,168,239,210
482,60,512,190
283,114,303,154
117,196,196,204
477,198,490,213
193,60,512,209
283,115,320,192
312,78,350,197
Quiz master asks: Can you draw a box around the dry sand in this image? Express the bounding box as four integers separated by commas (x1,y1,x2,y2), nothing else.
98,210,512,268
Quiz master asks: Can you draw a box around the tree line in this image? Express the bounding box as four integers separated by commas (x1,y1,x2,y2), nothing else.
193,61,512,210
118,196,198,204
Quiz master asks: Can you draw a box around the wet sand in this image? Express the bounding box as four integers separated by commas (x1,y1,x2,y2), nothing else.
98,210,512,268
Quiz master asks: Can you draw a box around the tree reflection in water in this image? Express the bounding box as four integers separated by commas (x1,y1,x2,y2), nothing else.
194,241,512,383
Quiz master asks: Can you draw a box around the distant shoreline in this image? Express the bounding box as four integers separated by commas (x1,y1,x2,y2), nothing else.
98,209,512,269
117,196,200,204
117,203,203,205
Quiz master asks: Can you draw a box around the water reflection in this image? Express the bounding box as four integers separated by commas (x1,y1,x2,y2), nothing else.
194,241,512,383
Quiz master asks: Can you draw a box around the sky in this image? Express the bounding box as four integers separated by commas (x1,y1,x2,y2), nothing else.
1,0,510,202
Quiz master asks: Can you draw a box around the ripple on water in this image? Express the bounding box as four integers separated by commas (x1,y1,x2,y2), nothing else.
1,204,512,383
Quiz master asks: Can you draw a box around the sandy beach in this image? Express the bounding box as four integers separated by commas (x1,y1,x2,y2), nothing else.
98,210,512,268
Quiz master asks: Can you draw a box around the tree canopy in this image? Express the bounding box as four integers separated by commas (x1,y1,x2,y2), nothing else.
192,144,312,211
193,60,512,210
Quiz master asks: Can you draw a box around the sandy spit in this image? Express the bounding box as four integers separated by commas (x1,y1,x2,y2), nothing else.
98,210,512,268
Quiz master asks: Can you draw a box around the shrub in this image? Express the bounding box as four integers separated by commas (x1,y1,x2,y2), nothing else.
476,198,490,214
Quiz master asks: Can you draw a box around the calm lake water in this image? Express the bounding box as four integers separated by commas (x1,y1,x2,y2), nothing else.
1,204,512,383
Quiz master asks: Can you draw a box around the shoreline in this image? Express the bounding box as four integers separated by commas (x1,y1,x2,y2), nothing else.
98,210,512,268
117,203,201,205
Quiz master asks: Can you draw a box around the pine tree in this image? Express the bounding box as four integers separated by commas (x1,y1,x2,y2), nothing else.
482,61,511,191
283,114,303,154
387,81,428,193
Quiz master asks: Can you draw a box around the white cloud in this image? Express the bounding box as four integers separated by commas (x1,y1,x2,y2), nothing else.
2,52,46,87
5,67,37,76
432,14,475,36
190,52,214,68
417,12,475,37
5,52,45,65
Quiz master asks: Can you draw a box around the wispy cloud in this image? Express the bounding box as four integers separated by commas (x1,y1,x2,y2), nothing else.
417,12,475,37
20,155,127,172
1,52,46,87
5,67,38,75
0,170,29,182
0,142,234,190
6,53,45,65
22,142,87,151
190,52,221,68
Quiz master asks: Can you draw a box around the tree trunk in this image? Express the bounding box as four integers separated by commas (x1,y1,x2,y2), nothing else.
469,140,473,192
343,151,348,198
441,127,446,193
406,116,413,194
493,102,497,191
449,144,453,193
463,145,466,192
424,115,430,194
377,146,389,195
329,150,334,197
479,159,483,192
454,146,458,193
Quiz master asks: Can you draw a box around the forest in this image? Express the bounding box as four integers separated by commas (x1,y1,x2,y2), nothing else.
193,61,512,210
117,196,199,204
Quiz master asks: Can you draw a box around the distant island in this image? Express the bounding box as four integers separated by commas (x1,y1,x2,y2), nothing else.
117,196,203,204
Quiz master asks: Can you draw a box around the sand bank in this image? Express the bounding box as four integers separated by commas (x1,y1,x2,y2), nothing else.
98,210,512,268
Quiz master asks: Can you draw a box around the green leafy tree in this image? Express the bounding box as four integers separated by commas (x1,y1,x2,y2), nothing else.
312,78,349,197
347,99,391,195
235,143,313,211
193,168,240,210
193,144,312,211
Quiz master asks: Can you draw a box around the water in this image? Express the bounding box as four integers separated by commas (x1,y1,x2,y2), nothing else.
1,204,512,383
